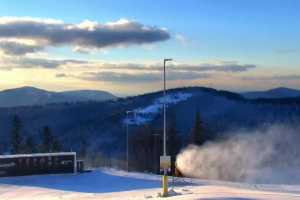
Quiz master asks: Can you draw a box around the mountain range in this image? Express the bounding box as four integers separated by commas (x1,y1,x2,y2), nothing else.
1,86,299,108
0,86,116,107
242,87,300,99
0,86,299,156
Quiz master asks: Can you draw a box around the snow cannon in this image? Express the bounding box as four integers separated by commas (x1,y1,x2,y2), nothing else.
175,162,183,177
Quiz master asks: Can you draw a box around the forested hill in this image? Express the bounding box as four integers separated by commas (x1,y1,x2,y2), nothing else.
0,86,116,107
0,86,300,157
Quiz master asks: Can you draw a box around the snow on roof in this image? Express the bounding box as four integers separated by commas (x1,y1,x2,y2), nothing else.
0,152,76,159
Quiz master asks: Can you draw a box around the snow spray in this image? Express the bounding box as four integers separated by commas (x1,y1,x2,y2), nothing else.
176,125,300,184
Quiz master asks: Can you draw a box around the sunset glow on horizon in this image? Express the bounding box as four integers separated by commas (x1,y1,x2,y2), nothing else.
0,0,299,95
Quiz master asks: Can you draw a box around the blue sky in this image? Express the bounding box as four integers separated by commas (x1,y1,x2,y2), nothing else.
0,0,299,95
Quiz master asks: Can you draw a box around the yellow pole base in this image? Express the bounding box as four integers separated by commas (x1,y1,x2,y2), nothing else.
162,175,168,197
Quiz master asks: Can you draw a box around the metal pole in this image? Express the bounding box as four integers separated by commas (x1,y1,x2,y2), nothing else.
162,58,172,197
163,60,166,155
126,111,129,171
163,60,167,175
163,58,172,175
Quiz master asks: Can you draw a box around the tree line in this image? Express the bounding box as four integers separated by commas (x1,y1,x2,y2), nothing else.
128,110,206,174
8,110,207,175
10,114,63,154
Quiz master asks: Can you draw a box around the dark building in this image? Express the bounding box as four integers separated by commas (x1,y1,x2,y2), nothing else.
0,152,76,177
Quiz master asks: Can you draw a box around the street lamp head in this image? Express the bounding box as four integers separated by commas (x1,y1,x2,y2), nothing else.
164,58,173,62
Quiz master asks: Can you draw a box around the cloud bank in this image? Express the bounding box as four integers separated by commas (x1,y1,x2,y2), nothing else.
75,71,211,83
242,75,300,81
0,56,85,70
0,17,262,86
0,40,44,55
54,61,256,83
97,62,256,73
0,17,170,52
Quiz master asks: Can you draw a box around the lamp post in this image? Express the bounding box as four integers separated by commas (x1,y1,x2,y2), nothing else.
126,110,136,171
163,59,172,162
162,58,172,197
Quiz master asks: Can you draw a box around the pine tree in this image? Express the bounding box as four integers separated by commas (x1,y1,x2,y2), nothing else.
78,134,87,158
10,115,23,154
167,114,182,175
24,135,36,153
189,111,205,146
41,126,62,153
41,126,53,153
130,125,155,172
167,114,181,157
52,138,62,152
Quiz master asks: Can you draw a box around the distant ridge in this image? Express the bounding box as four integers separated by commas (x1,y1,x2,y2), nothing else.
242,87,300,99
0,86,299,155
1,86,299,108
0,86,116,107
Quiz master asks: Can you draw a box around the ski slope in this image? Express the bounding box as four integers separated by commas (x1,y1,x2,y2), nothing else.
0,168,300,199
124,92,193,125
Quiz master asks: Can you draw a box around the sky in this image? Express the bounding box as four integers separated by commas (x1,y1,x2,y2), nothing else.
0,0,299,96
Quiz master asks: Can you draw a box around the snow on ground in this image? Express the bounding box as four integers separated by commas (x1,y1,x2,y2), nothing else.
124,92,193,125
0,168,300,199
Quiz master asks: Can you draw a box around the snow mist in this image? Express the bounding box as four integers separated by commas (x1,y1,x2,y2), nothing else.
176,125,300,184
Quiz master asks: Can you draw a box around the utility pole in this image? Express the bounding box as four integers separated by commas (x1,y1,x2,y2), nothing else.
163,59,172,165
162,58,172,197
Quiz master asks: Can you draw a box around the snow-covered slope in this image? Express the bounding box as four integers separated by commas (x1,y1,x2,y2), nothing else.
124,92,193,125
0,169,300,199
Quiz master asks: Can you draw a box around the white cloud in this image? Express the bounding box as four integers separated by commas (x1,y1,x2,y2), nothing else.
0,17,170,53
0,40,44,55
